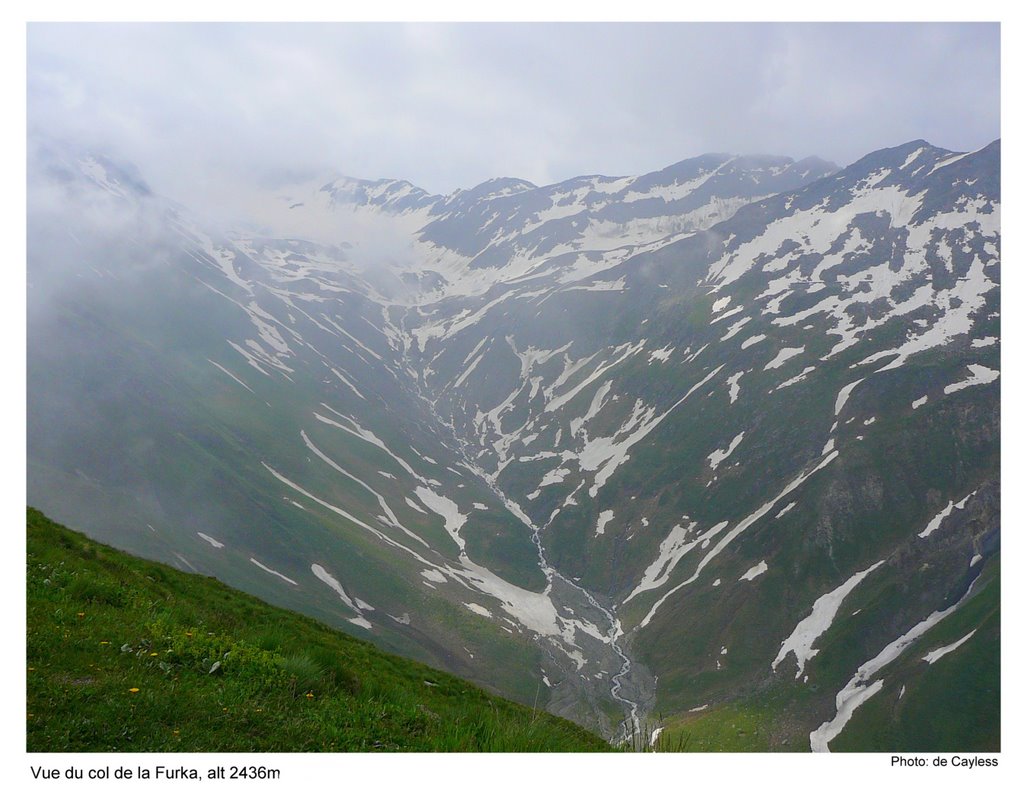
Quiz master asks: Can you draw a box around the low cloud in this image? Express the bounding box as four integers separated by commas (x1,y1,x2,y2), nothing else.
28,22,999,215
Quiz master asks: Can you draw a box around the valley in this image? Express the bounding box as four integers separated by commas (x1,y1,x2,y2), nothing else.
27,138,1000,749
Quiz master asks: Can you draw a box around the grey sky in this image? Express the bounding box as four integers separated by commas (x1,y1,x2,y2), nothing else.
28,22,999,214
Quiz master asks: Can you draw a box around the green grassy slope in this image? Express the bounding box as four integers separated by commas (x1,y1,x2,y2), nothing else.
25,508,610,752
645,558,999,753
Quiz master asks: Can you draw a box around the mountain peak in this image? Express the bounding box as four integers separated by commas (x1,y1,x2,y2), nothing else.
454,177,538,201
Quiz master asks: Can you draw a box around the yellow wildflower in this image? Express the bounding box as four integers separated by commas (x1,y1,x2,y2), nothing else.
128,688,140,694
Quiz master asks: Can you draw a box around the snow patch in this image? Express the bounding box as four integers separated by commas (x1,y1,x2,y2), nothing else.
726,370,745,404
775,366,816,390
775,502,797,519
624,520,727,603
415,487,468,551
918,491,976,538
944,364,999,394
764,346,805,370
833,379,863,417
922,630,977,664
739,560,768,581
708,432,744,471
720,316,751,342
648,346,674,363
207,359,256,394
773,560,885,677
250,558,298,586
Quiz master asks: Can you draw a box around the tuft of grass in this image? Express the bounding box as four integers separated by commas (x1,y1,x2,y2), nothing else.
253,625,291,652
306,646,360,696
618,719,692,753
66,576,127,608
275,654,331,697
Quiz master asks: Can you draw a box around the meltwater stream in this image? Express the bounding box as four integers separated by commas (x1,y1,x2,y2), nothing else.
465,453,654,740
396,309,656,741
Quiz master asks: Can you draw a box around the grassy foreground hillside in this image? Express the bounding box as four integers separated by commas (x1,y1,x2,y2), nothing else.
26,508,610,752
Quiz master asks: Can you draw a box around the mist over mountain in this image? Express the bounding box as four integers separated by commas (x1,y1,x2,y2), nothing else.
27,135,999,750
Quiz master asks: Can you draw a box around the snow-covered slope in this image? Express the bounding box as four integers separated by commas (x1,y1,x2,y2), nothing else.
236,152,837,302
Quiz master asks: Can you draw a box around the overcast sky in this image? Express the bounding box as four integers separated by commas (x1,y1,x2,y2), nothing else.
28,22,999,213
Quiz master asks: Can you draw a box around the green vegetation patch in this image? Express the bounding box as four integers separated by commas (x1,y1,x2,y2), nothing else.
26,508,610,752
655,702,776,752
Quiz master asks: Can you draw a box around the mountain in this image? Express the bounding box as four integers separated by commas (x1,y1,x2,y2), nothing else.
27,137,999,750
251,152,837,301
